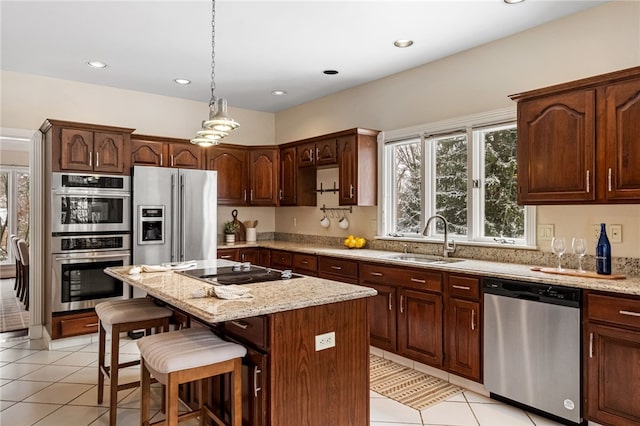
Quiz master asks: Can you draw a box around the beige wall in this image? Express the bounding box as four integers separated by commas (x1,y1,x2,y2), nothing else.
274,1,640,258
0,149,29,166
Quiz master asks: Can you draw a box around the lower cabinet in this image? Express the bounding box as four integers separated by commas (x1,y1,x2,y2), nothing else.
586,292,640,426
218,247,261,264
397,288,443,367
51,310,99,339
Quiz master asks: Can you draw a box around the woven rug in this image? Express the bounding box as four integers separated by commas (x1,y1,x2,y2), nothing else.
370,354,463,411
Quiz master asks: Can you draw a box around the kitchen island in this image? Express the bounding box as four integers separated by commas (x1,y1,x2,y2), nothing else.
105,260,377,426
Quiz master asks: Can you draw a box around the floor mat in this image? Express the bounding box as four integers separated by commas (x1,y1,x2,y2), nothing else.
370,354,463,411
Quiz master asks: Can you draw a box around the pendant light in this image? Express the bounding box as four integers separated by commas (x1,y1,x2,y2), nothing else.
191,0,239,146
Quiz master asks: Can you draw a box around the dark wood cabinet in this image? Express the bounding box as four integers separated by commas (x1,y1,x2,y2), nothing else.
445,274,481,382
259,248,271,268
337,132,378,206
42,120,133,175
269,250,292,270
217,248,240,261
248,148,279,206
296,139,338,168
586,292,640,426
511,66,640,204
318,255,359,284
240,248,260,264
205,145,247,205
131,135,202,169
278,146,296,205
51,310,99,339
292,253,317,276
397,288,443,366
364,282,397,352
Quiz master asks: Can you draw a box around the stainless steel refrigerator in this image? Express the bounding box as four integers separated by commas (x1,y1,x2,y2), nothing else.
132,166,217,266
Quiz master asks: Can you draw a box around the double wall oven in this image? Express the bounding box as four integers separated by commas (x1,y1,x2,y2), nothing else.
50,173,131,313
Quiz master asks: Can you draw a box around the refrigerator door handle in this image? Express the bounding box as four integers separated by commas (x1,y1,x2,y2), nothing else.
180,173,186,262
170,174,176,262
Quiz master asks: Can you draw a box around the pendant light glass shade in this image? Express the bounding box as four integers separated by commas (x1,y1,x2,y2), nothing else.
190,0,239,146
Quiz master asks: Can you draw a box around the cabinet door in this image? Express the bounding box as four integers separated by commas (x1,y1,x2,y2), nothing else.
603,78,640,201
517,90,596,203
206,147,247,205
240,248,260,264
59,128,94,172
258,248,271,268
397,288,443,367
249,149,278,206
242,347,268,426
364,282,396,352
167,143,202,169
217,248,239,261
279,146,296,205
338,135,357,205
315,138,338,166
587,323,640,426
131,139,166,167
93,132,126,174
446,298,481,381
296,142,316,167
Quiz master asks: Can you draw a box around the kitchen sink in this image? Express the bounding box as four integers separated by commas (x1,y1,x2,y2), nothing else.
382,253,464,264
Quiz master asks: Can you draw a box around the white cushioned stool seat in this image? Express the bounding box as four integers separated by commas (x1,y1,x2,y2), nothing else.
138,327,246,426
95,298,172,328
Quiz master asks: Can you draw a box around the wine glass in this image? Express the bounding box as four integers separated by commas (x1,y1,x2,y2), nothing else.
572,237,587,272
551,237,566,271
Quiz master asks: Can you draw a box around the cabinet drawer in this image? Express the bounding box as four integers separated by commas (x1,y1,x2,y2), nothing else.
217,248,239,261
588,293,640,329
58,314,99,338
224,316,269,351
270,250,292,269
360,263,441,294
318,256,358,283
293,253,317,276
448,274,480,301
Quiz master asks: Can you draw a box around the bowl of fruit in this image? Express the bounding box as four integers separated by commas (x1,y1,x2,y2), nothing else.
344,235,366,249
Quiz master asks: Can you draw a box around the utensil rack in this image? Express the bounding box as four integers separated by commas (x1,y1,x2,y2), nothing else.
316,182,339,194
319,204,352,214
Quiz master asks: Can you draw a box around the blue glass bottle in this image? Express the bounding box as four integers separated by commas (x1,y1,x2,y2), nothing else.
596,223,611,275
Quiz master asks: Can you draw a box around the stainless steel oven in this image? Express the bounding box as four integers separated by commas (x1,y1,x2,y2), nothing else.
51,234,131,312
51,173,131,234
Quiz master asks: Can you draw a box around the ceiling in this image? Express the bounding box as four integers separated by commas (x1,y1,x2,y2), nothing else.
1,0,605,113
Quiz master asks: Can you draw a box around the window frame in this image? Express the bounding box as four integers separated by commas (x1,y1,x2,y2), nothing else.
378,107,536,248
0,166,30,264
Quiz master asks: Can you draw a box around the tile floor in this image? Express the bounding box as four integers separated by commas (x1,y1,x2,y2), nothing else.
0,336,563,426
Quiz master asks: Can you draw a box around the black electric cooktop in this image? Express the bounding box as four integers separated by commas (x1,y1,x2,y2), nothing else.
177,265,302,285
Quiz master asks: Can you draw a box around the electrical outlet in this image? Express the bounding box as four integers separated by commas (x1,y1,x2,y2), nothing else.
591,224,601,241
610,224,622,243
537,224,554,241
315,331,335,351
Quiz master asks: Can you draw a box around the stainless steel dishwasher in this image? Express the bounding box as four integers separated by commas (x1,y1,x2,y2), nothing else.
483,278,582,425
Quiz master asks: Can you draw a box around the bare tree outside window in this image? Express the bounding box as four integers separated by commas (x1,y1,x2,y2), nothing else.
0,170,30,262
394,142,422,233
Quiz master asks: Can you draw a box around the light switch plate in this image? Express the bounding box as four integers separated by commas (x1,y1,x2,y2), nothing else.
610,224,622,243
537,224,554,241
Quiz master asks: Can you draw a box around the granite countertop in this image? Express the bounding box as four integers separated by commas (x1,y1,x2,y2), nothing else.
104,260,377,323
220,241,640,296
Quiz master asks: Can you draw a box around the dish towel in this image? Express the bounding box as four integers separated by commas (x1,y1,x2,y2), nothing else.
191,285,253,300
129,261,197,274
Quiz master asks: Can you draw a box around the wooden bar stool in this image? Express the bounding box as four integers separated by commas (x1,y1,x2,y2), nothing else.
95,298,173,426
16,238,29,310
137,327,246,426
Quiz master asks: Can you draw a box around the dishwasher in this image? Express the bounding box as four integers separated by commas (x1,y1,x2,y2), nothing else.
483,278,583,425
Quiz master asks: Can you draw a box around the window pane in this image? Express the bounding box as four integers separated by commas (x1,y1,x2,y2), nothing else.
393,142,422,233
434,135,467,235
0,172,8,261
483,127,524,239
17,172,30,241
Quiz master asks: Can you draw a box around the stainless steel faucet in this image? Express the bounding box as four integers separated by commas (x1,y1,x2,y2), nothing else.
423,215,456,257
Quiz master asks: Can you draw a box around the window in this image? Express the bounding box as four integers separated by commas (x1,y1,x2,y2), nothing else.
382,111,534,246
0,167,30,263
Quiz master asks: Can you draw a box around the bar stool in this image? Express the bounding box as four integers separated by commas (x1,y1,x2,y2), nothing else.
95,298,173,426
16,238,29,310
137,327,246,426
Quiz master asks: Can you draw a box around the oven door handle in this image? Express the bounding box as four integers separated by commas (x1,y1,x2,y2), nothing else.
54,253,130,261
53,190,131,198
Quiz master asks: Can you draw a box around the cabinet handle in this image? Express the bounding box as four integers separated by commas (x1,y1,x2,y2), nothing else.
95,152,100,167
160,153,163,167
315,147,319,161
388,293,392,311
410,277,426,284
171,155,175,167
330,265,342,270
85,322,99,328
279,189,283,200
241,253,245,262
608,168,612,192
243,190,247,201
452,285,470,290
254,366,262,397
619,310,640,317
471,310,476,331
370,272,383,277
589,332,593,358
400,295,404,313
301,260,308,264
220,255,232,259
349,184,354,199
230,320,249,330
250,189,254,201
586,170,590,193
89,151,93,167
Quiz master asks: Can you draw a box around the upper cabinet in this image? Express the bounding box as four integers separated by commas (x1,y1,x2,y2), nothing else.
131,135,202,169
42,120,134,175
337,132,377,206
510,66,640,204
279,146,297,205
206,145,279,206
297,138,338,168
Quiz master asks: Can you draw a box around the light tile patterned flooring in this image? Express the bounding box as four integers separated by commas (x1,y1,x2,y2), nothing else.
0,335,564,426
0,278,29,334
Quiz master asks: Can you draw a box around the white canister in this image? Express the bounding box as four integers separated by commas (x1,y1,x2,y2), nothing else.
246,227,257,243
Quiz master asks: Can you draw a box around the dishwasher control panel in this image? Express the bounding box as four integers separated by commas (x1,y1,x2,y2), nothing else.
483,278,581,308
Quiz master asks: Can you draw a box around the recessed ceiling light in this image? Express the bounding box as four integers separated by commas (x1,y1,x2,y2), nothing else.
504,0,524,4
87,61,107,69
394,40,414,48
323,70,339,75
173,78,191,85
271,90,287,96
